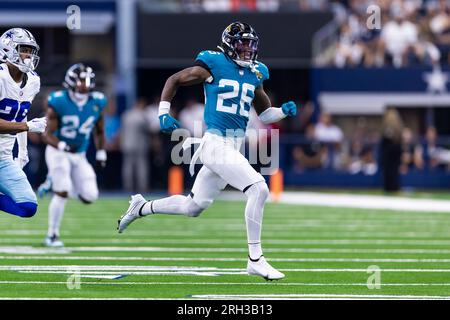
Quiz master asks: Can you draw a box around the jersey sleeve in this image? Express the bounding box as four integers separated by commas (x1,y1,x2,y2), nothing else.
47,91,64,114
195,51,215,72
92,91,108,112
257,62,269,82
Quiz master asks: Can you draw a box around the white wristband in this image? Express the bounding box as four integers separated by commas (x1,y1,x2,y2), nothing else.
158,101,171,116
96,149,107,161
57,141,67,151
258,107,287,124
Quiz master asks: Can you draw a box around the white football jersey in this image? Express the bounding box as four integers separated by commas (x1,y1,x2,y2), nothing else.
0,63,40,160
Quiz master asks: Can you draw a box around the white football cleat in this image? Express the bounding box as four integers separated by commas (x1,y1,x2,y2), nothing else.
117,194,148,233
247,255,285,281
43,235,64,247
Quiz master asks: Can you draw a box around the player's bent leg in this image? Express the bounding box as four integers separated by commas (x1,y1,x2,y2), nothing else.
244,181,284,280
244,181,269,259
0,195,37,218
117,194,206,233
0,160,38,218
78,181,99,204
201,138,283,280
117,166,225,233
45,146,71,247
71,157,98,204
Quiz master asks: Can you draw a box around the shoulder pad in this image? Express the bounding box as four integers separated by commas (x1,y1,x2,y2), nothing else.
91,91,107,109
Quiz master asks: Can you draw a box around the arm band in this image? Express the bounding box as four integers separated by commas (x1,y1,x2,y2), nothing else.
258,107,286,124
158,101,171,116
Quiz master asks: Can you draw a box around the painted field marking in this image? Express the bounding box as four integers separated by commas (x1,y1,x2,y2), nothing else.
190,293,450,300
2,265,450,273
2,256,450,263
4,238,450,245
4,246,450,255
1,281,450,287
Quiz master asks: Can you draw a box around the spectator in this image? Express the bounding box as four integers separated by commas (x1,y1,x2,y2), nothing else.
314,112,344,169
420,125,450,170
120,97,151,193
380,108,403,192
334,22,365,67
314,112,344,144
381,10,418,67
348,143,378,175
400,127,424,174
292,124,326,171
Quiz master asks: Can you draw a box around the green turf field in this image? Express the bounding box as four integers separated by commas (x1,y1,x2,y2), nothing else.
0,197,450,299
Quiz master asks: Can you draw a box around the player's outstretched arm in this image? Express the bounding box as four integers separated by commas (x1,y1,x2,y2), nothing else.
253,84,297,124
159,66,211,133
161,66,211,102
42,106,71,152
0,117,46,134
0,119,28,134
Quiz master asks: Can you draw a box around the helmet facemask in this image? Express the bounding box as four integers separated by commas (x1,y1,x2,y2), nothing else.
231,37,258,68
15,44,40,73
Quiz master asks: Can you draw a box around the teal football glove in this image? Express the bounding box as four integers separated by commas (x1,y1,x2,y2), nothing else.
159,114,181,134
281,101,297,117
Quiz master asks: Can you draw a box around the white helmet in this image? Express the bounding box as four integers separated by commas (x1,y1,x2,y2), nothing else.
0,28,40,73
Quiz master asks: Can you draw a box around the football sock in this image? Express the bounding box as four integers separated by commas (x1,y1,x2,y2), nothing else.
48,194,67,237
244,182,268,260
141,195,203,217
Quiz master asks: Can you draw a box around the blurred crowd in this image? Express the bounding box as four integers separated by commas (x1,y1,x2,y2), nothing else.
147,0,348,12
103,95,450,193
290,104,450,181
332,0,450,68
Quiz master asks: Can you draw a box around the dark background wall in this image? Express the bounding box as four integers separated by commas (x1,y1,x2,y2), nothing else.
137,12,333,68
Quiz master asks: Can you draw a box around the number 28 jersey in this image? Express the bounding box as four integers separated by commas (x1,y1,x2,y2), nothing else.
195,50,269,136
48,90,107,153
0,63,40,160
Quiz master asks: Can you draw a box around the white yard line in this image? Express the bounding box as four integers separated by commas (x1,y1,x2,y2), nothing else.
2,265,450,272
281,191,450,213
4,238,450,245
1,281,450,287
219,190,450,212
4,245,450,254
190,293,450,300
2,255,450,263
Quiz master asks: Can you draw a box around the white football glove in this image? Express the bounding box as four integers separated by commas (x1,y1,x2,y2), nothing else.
26,117,47,133
96,149,107,168
14,152,29,169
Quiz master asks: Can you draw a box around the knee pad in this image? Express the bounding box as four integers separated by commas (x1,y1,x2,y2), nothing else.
16,202,38,218
245,181,269,201
185,196,206,217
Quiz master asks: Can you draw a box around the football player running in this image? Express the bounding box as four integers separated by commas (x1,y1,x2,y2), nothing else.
117,22,297,280
42,63,107,247
0,28,47,218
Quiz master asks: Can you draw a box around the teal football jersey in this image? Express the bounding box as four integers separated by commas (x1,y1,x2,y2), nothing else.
195,50,269,136
48,90,107,153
